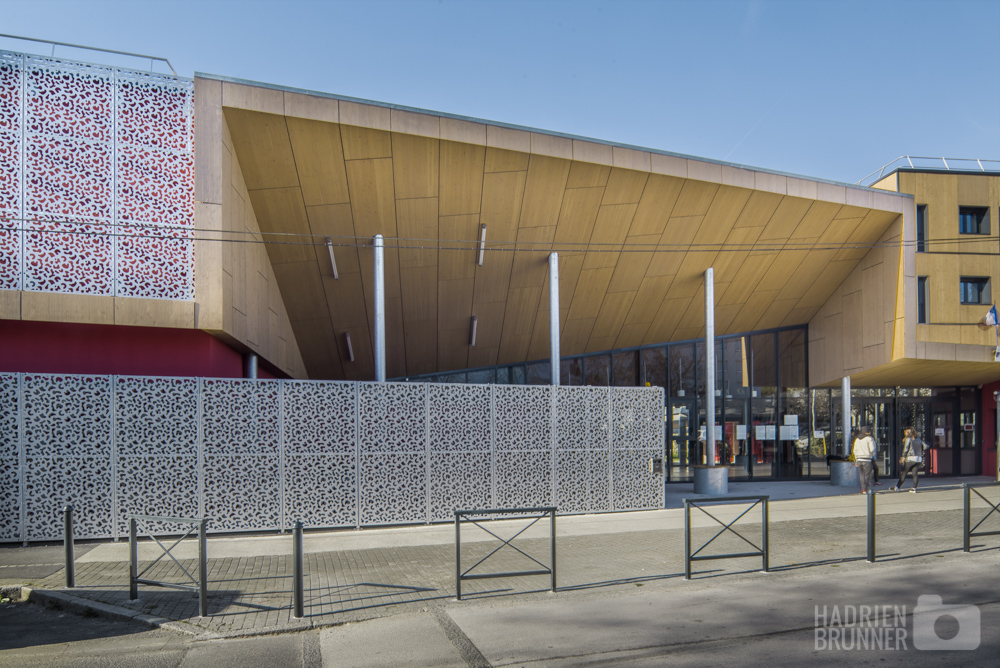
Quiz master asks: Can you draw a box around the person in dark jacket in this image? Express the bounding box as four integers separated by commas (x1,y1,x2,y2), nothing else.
892,428,925,492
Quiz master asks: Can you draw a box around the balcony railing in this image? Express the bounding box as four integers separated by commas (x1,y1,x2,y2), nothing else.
859,156,1000,187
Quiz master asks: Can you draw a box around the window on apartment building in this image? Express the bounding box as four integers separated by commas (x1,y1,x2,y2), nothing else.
959,206,989,235
916,205,927,252
917,276,928,323
960,277,991,305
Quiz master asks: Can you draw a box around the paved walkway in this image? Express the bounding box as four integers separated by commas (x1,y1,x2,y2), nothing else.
2,477,994,639
0,478,1000,666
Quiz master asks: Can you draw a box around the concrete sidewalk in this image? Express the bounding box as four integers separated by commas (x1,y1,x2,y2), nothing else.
1,477,998,666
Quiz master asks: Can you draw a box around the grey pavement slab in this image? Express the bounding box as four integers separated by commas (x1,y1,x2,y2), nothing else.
320,612,468,668
446,550,999,666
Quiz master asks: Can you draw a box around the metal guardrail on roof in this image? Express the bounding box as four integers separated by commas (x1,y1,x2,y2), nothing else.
0,34,176,74
859,156,1000,187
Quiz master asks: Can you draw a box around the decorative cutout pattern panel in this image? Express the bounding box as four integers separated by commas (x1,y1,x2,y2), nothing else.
0,50,194,299
0,375,663,542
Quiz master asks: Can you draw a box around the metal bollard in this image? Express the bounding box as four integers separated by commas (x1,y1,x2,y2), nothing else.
293,521,304,618
63,505,75,588
683,499,691,580
455,513,462,600
761,498,770,573
866,490,876,563
549,510,557,593
198,519,208,618
963,484,971,553
129,517,138,601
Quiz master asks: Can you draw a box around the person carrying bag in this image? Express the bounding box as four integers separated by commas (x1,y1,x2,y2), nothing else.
893,427,925,493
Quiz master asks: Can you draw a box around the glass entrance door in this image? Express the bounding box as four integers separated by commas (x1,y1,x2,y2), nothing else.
669,399,697,482
852,399,895,481
929,401,954,475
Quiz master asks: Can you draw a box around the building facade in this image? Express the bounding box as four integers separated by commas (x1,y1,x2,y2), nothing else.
1,47,997,488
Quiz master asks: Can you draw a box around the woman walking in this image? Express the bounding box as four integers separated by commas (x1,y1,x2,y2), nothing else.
893,428,925,492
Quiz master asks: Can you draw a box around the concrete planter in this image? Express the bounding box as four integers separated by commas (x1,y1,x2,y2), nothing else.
693,465,730,495
830,460,857,487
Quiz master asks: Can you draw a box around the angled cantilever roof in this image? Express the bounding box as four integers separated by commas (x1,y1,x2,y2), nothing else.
196,73,909,381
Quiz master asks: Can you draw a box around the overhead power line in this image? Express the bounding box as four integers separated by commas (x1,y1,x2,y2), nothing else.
0,215,994,255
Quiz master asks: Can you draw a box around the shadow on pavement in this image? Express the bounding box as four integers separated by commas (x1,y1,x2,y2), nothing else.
0,599,147,651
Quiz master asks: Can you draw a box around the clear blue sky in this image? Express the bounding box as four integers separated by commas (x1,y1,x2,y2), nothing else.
2,0,997,184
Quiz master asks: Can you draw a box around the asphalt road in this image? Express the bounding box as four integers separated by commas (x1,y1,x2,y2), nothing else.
2,549,997,667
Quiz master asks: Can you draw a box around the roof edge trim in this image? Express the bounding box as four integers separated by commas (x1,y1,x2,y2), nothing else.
196,71,906,198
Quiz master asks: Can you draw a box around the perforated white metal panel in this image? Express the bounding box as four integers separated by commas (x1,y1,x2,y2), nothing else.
3,375,664,542
282,381,357,528
22,375,112,540
114,376,199,536
0,374,20,541
0,50,194,300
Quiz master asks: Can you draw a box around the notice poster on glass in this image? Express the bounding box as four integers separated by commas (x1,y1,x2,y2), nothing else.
813,430,825,439
765,425,776,440
784,415,798,426
755,425,766,440
698,425,723,440
736,425,747,440
780,425,799,441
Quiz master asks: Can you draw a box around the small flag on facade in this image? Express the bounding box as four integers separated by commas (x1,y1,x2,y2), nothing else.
978,304,998,329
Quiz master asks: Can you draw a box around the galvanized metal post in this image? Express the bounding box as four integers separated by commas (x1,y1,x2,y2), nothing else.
549,509,557,592
684,500,692,580
129,517,137,600
243,354,258,379
293,521,304,618
373,234,386,382
842,376,852,456
866,490,876,563
198,519,208,617
704,268,715,465
761,498,769,573
63,505,74,588
549,253,560,386
455,513,462,601
963,484,971,553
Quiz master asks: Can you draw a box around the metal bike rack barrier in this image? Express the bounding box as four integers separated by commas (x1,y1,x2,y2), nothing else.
684,495,769,580
963,482,1000,553
128,515,209,617
455,507,556,601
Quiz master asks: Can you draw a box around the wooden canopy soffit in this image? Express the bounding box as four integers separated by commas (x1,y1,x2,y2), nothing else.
219,103,904,381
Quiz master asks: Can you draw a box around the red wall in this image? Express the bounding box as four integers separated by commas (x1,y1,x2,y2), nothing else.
0,320,283,379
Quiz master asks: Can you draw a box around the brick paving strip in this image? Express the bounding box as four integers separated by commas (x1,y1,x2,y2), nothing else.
21,485,1000,637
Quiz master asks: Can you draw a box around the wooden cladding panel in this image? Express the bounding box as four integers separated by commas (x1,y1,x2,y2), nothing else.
440,142,486,216
222,109,298,190
222,106,908,379
392,134,439,200
286,117,350,206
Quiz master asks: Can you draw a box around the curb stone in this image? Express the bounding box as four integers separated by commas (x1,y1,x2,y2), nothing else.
21,586,207,637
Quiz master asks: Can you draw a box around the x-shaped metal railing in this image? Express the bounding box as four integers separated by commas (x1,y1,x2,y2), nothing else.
455,507,556,600
128,515,209,617
684,495,769,579
963,483,1000,553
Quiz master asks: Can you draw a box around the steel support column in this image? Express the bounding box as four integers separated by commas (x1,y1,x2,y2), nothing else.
842,376,851,456
373,234,386,382
549,252,560,386
704,268,716,465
